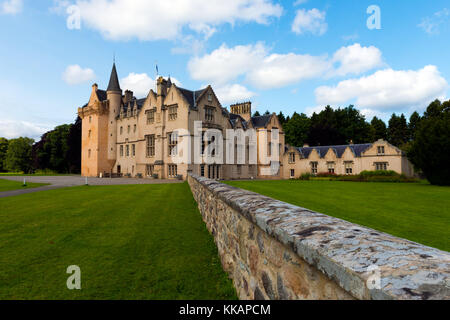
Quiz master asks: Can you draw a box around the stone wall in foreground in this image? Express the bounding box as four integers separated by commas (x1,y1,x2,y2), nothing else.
188,174,450,300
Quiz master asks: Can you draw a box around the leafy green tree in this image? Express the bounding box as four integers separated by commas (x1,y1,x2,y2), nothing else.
387,113,409,147
408,111,422,141
369,117,387,141
0,138,8,172
277,111,286,126
5,137,34,173
408,100,450,185
284,112,310,146
264,110,271,115
33,125,71,173
252,111,261,117
308,105,371,146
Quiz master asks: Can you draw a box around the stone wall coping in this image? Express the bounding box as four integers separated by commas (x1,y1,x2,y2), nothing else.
189,174,450,300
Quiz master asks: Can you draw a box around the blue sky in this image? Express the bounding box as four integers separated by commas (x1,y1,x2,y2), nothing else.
0,0,449,139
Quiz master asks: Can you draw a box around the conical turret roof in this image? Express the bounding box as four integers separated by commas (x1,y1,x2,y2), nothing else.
107,63,121,92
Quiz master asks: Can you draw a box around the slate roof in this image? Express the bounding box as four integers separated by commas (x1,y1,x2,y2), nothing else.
177,87,207,109
251,115,272,128
296,143,372,159
107,63,121,92
96,89,107,101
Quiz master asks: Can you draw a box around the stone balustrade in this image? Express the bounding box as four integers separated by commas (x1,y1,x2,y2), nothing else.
188,174,450,300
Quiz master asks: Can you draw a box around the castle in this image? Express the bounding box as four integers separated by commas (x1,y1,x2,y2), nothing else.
78,63,415,179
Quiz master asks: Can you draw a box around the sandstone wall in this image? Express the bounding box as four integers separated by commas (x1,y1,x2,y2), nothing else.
188,174,450,300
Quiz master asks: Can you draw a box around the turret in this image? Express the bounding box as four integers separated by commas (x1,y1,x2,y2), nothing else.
106,63,122,163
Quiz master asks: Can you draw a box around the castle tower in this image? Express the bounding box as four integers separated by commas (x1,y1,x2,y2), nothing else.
230,102,252,122
106,63,122,164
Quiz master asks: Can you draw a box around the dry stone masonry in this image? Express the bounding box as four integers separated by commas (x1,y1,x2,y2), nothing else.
188,174,450,300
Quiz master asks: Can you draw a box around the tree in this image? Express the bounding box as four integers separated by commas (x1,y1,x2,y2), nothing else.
284,112,310,147
387,113,409,147
264,110,271,115
5,137,34,173
277,111,286,127
369,117,387,141
407,100,450,185
307,105,371,146
33,124,72,173
67,117,82,173
408,111,422,141
253,111,261,117
0,138,8,172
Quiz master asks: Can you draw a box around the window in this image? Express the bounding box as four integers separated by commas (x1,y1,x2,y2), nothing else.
146,165,154,176
200,165,205,177
208,93,213,102
126,145,130,157
127,125,131,134
290,169,295,178
127,107,131,117
289,152,295,163
311,162,318,175
168,132,178,156
268,142,272,156
134,124,136,133
375,162,388,171
88,130,91,138
120,109,124,118
89,116,92,123
120,127,123,135
327,162,335,174
168,105,178,121
120,145,124,157
205,106,214,122
208,165,221,180
147,110,155,124
377,146,385,155
146,135,155,157
88,149,91,158
132,144,136,157
168,164,178,178
345,162,353,175
201,133,206,155
237,165,242,175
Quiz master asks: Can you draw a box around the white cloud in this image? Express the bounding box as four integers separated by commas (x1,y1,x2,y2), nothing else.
419,8,449,34
189,43,382,89
315,65,448,111
1,0,22,14
189,43,268,85
121,73,182,97
247,53,330,89
60,0,282,41
121,73,154,97
292,8,327,36
215,84,255,104
0,119,52,140
331,43,384,77
62,65,95,85
293,0,307,6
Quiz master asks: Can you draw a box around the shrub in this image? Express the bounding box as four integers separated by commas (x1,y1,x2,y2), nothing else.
299,173,311,180
316,172,338,178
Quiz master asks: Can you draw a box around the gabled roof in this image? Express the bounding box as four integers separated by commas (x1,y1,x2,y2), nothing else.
177,87,207,109
229,113,249,129
296,143,372,159
107,63,121,92
251,115,272,128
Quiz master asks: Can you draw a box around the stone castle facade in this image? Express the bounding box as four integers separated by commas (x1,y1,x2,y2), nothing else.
78,63,415,180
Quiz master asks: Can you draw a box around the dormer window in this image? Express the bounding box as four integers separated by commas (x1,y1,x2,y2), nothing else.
208,93,213,102
168,105,178,121
147,110,155,124
377,146,385,155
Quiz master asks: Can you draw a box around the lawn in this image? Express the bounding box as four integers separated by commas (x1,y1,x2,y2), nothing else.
0,183,237,300
0,178,47,192
225,180,450,252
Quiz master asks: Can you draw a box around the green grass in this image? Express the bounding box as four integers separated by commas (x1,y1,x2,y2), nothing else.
0,183,237,300
0,178,47,192
225,180,450,252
